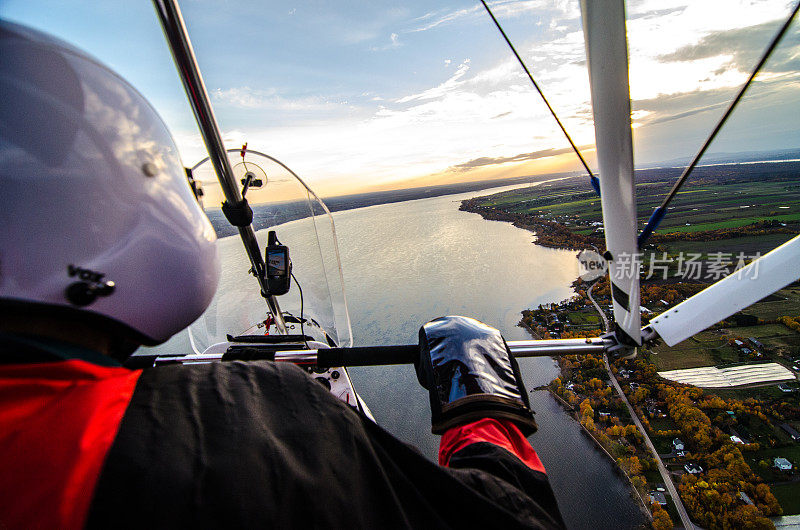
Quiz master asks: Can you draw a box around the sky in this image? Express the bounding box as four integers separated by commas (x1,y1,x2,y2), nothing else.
2,0,799,197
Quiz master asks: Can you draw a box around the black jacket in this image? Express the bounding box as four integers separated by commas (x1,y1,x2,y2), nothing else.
1,342,564,529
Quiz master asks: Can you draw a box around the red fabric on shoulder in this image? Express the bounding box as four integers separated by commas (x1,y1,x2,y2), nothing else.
0,360,141,530
439,418,546,474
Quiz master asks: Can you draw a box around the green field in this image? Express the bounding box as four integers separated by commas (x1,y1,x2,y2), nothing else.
770,483,800,515
738,289,800,321
710,385,793,401
666,233,798,256
650,330,741,371
746,444,800,484
473,167,800,258
565,311,600,325
659,213,800,233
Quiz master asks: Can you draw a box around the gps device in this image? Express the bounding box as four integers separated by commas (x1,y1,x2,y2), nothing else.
265,231,291,296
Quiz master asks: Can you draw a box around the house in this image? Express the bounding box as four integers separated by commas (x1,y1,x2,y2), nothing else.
684,463,703,474
778,384,794,393
629,382,640,390
733,339,744,347
748,337,764,349
738,492,754,506
774,457,793,471
673,438,685,451
730,435,744,445
741,348,752,355
779,423,800,441
647,492,667,506
640,306,652,315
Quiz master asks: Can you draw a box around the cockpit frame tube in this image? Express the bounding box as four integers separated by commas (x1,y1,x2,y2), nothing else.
140,338,613,368
152,0,286,333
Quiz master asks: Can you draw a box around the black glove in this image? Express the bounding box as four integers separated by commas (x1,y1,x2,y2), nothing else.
416,315,537,435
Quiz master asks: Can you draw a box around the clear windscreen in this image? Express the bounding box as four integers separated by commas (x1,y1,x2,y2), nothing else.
184,149,352,353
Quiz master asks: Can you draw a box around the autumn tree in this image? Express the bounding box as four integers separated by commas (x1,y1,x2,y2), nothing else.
650,506,673,530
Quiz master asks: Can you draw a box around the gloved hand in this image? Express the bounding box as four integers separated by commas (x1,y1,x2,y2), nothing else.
416,315,537,435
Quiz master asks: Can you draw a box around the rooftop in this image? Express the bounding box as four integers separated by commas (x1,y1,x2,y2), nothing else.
648,492,667,506
774,457,792,470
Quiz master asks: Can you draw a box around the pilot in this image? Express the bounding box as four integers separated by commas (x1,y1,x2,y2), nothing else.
0,21,564,529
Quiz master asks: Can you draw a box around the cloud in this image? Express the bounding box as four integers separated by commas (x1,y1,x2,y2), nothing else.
211,87,336,111
407,1,562,34
448,146,581,172
370,32,402,51
408,5,480,33
633,74,795,127
645,99,729,126
178,0,800,195
396,59,471,103
659,21,800,74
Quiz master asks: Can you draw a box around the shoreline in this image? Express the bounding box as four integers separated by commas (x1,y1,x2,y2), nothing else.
459,200,600,252
469,191,652,522
541,387,654,523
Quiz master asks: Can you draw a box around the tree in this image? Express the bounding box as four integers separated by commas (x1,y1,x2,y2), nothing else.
651,507,673,530
580,399,594,420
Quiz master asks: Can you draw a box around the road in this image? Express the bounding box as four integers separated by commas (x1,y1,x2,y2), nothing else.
604,354,699,530
587,281,609,332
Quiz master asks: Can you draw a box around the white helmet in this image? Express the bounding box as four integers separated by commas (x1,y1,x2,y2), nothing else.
0,21,220,345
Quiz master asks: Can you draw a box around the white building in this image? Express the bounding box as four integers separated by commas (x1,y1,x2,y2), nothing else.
774,457,793,471
684,463,703,474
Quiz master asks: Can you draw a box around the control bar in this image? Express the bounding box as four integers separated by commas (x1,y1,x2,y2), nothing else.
133,337,612,369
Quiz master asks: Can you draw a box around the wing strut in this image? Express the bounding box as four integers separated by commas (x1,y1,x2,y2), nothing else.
580,0,641,345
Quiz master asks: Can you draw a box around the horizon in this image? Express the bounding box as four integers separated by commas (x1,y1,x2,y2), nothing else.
199,149,800,207
3,1,799,197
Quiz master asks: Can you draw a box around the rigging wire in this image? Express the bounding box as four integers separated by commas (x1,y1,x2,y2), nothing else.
479,0,599,193
290,271,307,348
638,0,800,248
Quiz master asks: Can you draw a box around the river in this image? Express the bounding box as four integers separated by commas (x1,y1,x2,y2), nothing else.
335,185,646,529
145,182,646,529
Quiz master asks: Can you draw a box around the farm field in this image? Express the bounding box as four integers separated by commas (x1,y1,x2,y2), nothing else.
649,331,739,371
475,162,800,259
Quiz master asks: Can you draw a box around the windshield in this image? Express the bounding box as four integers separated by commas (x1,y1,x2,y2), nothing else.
146,148,352,355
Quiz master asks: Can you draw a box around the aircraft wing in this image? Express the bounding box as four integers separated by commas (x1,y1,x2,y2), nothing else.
648,235,800,346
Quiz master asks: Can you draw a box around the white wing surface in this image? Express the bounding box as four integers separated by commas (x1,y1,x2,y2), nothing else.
649,235,800,346
580,0,641,344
